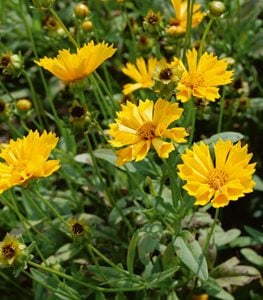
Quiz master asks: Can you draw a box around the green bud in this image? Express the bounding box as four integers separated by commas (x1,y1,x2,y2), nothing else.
32,0,55,10
208,1,226,17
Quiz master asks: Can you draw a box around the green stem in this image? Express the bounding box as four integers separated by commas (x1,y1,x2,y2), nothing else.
84,133,133,233
198,17,215,59
33,189,69,228
27,261,145,292
217,87,226,133
185,98,196,146
183,0,195,59
49,8,79,48
203,208,220,256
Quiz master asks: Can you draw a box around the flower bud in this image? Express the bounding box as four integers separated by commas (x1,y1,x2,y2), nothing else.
143,10,163,34
82,20,93,32
68,100,90,128
208,1,226,17
74,3,90,18
32,0,55,10
16,99,32,112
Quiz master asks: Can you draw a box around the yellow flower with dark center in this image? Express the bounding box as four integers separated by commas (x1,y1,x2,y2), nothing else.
176,48,234,102
0,130,60,193
108,98,188,165
35,41,116,84
166,0,205,35
121,57,157,95
0,233,26,266
178,139,256,208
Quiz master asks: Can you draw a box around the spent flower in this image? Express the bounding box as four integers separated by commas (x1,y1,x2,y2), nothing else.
108,98,188,165
0,233,27,267
178,139,256,208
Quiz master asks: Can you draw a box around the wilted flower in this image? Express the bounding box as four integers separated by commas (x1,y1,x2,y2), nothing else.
178,139,256,208
121,57,157,95
35,41,116,85
108,98,188,165
166,0,205,35
176,48,234,102
0,233,26,267
0,52,23,76
153,57,185,85
69,101,90,128
0,130,60,193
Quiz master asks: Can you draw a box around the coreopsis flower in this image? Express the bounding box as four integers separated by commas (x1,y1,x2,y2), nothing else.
176,48,234,102
121,57,157,95
35,41,116,84
0,130,60,193
0,233,26,267
108,98,188,165
166,0,205,35
178,139,256,208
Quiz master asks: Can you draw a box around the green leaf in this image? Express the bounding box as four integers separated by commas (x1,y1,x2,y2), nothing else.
244,226,263,244
127,231,139,274
241,248,263,267
173,230,208,281
145,266,180,288
46,243,81,264
211,256,262,289
253,174,263,191
138,223,163,265
203,132,244,144
202,277,234,300
215,228,241,247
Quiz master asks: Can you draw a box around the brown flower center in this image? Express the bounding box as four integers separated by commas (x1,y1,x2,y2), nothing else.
137,122,156,140
0,56,11,67
72,222,84,235
159,68,173,81
208,169,228,192
70,106,85,118
2,243,16,259
181,72,204,89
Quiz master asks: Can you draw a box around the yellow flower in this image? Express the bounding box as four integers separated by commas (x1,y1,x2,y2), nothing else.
166,0,205,35
0,233,26,266
35,41,116,84
121,57,157,95
176,48,234,102
0,130,60,193
108,98,188,165
178,139,256,208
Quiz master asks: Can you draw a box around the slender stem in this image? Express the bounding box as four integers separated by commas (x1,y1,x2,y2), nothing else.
186,98,196,146
84,132,133,233
49,8,79,48
217,87,226,133
33,189,69,228
88,244,125,274
184,0,194,59
27,261,145,292
203,208,220,256
198,17,215,59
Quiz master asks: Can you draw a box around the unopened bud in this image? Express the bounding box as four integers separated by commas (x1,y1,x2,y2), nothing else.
208,1,226,17
74,3,90,18
16,99,32,112
82,20,93,32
